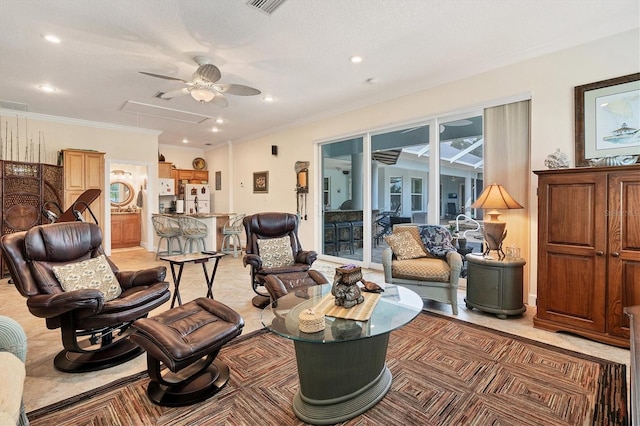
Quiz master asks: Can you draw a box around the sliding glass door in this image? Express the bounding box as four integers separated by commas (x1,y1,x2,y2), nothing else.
318,112,488,268
438,114,484,251
321,136,364,262
369,124,430,264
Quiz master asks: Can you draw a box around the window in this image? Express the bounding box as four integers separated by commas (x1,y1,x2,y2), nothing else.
411,178,422,211
390,177,402,212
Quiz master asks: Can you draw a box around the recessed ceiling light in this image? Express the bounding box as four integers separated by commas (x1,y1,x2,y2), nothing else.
262,95,275,102
350,56,363,64
39,85,56,93
216,118,224,124
182,139,188,144
43,34,61,44
211,127,219,133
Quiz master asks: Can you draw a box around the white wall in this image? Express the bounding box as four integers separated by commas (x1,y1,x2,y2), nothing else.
0,114,160,252
230,28,640,305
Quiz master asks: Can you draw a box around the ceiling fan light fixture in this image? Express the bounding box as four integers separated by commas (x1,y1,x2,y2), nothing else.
190,88,215,103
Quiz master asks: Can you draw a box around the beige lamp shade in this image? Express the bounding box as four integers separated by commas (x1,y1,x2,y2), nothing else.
471,183,523,259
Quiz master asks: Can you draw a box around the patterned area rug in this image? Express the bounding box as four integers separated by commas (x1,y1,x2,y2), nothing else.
27,311,628,425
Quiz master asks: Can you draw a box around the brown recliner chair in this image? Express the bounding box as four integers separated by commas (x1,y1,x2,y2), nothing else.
0,222,170,373
243,212,318,308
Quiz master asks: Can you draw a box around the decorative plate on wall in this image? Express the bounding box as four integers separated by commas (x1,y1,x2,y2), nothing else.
192,157,206,170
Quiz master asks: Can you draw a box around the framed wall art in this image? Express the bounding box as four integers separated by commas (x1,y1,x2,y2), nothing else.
574,73,640,166
253,171,269,193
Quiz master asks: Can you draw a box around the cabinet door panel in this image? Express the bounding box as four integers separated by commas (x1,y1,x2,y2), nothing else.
608,171,640,338
536,172,607,332
85,154,104,189
547,184,597,246
540,253,605,330
194,170,208,182
64,151,85,190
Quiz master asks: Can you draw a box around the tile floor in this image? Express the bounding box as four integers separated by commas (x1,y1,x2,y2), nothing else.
0,247,631,412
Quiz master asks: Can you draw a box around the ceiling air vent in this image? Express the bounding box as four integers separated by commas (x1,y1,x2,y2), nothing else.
0,100,29,112
246,0,287,15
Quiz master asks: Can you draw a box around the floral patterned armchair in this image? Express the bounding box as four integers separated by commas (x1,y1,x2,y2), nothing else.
382,224,462,314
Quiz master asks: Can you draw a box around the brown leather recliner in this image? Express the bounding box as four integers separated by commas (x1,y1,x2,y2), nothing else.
0,222,170,373
243,212,317,308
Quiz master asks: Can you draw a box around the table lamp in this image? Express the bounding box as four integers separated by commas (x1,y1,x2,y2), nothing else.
471,183,523,260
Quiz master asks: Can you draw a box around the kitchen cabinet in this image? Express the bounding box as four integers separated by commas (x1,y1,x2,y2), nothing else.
171,169,209,194
63,149,105,228
158,162,173,178
534,165,640,348
111,212,141,248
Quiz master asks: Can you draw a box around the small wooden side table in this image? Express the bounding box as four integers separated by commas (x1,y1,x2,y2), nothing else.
465,254,526,319
160,251,226,308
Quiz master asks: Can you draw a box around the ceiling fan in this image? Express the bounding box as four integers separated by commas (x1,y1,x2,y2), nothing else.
139,56,261,107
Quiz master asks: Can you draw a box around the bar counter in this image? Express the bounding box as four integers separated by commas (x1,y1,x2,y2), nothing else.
153,213,232,252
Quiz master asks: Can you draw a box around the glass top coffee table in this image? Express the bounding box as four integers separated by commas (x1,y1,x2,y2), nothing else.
262,283,422,424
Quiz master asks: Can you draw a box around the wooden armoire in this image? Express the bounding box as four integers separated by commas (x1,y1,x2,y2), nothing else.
62,149,105,228
534,165,640,348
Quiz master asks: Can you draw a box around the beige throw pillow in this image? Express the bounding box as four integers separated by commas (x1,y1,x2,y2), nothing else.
257,236,295,268
52,255,122,302
384,230,429,260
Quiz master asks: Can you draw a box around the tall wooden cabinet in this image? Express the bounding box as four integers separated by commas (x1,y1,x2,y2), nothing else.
62,149,105,228
534,165,640,348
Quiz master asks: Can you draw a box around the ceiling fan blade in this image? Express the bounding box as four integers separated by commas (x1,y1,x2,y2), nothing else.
159,88,190,99
139,71,189,84
196,64,221,83
215,83,261,96
211,93,229,108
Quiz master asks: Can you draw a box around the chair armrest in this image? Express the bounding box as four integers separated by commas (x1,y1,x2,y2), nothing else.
243,253,262,269
296,250,317,265
263,275,289,300
117,266,167,289
26,290,103,319
382,248,394,283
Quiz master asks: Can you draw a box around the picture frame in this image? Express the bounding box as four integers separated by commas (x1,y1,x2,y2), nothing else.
253,171,269,193
574,73,640,166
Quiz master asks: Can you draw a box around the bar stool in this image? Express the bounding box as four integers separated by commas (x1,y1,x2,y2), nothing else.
336,221,354,254
178,216,208,253
152,216,183,260
350,220,364,251
324,222,337,256
221,214,246,257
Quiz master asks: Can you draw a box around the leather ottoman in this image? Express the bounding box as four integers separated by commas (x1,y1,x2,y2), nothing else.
263,270,330,303
131,297,244,406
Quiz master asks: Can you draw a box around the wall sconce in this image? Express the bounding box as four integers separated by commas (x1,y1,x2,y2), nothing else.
471,183,523,260
295,161,309,220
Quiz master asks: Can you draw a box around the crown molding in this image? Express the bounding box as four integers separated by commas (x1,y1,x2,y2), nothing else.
0,109,161,136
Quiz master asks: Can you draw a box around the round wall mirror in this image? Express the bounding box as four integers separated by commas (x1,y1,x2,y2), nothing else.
110,181,134,207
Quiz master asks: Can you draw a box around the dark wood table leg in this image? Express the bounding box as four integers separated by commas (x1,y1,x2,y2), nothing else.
202,257,222,299
169,262,185,308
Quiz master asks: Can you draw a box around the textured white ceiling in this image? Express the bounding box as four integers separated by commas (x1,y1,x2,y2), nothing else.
0,0,638,148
